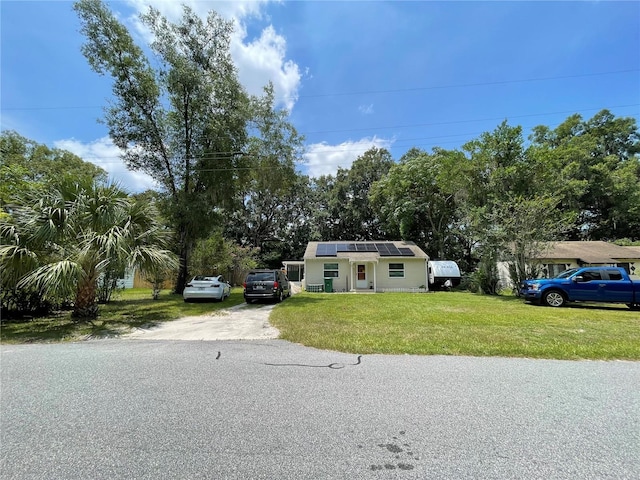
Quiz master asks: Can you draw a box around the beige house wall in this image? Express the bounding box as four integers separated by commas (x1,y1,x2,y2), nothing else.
304,258,428,292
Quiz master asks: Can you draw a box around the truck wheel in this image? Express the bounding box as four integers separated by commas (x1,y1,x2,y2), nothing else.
542,290,566,307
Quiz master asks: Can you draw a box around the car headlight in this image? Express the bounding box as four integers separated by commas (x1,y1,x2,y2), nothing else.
531,283,540,291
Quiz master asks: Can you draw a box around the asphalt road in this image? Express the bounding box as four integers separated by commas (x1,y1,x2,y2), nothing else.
1,339,639,479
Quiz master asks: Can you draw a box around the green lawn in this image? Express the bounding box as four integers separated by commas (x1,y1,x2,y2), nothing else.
0,288,245,344
270,292,640,360
2,289,639,360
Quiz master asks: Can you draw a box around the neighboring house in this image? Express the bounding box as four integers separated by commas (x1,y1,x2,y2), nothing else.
498,241,640,286
116,267,135,289
303,241,429,292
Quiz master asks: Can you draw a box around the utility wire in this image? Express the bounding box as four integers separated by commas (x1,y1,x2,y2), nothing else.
2,69,637,111
297,68,640,98
63,104,640,167
302,103,640,135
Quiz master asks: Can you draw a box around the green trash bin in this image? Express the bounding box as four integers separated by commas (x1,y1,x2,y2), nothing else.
323,277,333,293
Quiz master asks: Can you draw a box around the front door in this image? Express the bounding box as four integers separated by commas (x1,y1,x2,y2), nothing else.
356,264,367,289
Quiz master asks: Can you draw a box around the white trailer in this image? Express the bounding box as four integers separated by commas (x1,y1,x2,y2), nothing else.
428,260,461,289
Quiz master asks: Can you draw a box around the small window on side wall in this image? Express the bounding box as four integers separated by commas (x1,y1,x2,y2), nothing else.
389,263,404,278
323,263,339,278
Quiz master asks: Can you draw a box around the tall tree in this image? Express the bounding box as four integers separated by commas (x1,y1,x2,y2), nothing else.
224,84,304,265
530,110,640,240
459,122,572,291
316,147,395,241
0,178,176,319
74,0,249,293
371,147,462,259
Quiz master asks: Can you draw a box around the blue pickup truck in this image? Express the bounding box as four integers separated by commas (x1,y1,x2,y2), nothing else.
520,266,640,310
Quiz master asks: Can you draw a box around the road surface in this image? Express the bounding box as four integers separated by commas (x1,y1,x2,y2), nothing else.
2,339,638,479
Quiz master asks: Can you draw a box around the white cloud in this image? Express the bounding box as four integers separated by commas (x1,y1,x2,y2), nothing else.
232,24,301,111
358,104,374,115
303,136,394,178
54,137,158,194
125,0,301,111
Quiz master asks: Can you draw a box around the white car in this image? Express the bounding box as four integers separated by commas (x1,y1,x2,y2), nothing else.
183,275,231,302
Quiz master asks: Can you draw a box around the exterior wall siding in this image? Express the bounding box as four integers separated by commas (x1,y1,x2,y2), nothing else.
304,258,428,291
374,259,428,290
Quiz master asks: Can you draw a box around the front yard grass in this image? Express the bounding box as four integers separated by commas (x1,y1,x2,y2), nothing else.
2,289,639,360
0,288,245,344
270,291,640,360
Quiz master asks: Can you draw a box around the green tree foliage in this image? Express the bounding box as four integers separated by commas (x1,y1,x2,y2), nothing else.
224,84,305,266
74,0,250,293
530,109,640,240
0,130,106,208
370,147,462,259
0,178,177,319
190,232,258,285
315,147,395,241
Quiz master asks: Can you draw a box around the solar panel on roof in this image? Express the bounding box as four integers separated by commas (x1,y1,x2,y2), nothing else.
316,244,337,257
356,243,368,252
398,247,415,256
347,243,356,251
336,243,349,252
376,243,389,253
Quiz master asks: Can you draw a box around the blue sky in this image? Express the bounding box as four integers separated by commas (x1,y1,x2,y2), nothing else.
2,0,639,192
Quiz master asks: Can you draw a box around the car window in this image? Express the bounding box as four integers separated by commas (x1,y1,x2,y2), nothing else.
606,270,623,281
247,272,275,282
581,270,602,281
557,268,579,279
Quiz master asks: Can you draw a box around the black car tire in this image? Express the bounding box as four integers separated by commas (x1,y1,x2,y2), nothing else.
542,290,566,307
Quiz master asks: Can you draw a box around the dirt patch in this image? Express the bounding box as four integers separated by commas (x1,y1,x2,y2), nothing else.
124,302,280,341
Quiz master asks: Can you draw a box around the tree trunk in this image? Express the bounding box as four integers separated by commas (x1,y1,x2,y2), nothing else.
175,222,191,294
73,272,99,320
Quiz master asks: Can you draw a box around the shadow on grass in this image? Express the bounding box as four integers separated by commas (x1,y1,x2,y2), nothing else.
1,292,247,343
280,294,335,308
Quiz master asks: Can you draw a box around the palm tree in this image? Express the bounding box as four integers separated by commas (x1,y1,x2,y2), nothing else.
0,178,177,319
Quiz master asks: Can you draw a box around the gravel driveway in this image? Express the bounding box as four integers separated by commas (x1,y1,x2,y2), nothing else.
124,302,280,341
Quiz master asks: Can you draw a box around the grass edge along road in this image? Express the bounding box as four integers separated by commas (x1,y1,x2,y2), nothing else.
270,292,640,360
2,289,639,361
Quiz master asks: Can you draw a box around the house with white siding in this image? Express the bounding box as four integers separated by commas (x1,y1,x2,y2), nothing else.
302,241,429,292
498,241,640,287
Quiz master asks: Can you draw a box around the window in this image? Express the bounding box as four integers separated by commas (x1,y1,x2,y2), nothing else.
323,263,339,278
389,263,405,278
581,270,602,281
606,270,623,281
545,263,567,278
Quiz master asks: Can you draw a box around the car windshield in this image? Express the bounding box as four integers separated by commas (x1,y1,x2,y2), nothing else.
248,272,274,282
556,268,579,279
193,276,217,281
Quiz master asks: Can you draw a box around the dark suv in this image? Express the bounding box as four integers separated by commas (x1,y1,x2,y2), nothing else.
243,269,291,303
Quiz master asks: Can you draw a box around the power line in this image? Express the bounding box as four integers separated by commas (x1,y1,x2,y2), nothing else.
297,68,640,99
74,112,639,169
2,69,638,111
302,103,640,135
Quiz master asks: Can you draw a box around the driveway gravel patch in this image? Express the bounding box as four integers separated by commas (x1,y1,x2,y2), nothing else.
124,302,280,341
